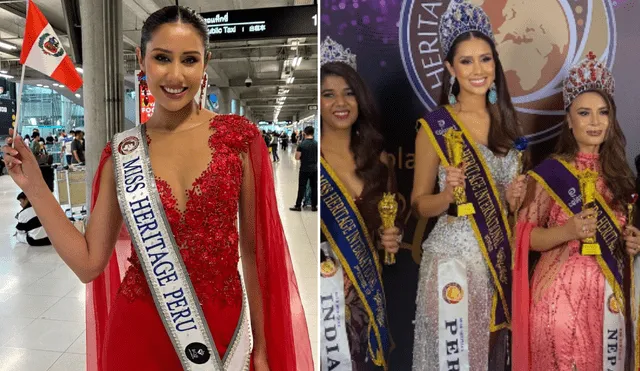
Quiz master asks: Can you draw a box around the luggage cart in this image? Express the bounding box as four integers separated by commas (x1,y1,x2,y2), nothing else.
56,167,87,222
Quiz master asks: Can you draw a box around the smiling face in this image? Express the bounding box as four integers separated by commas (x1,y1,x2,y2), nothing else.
321,75,359,130
567,91,611,152
137,22,208,112
446,36,496,100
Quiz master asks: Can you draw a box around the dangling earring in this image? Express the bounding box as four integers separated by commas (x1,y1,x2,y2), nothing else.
138,71,150,105
488,82,498,105
198,74,208,111
448,75,457,106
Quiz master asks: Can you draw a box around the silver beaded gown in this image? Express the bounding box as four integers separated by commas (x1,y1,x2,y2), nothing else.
412,144,518,371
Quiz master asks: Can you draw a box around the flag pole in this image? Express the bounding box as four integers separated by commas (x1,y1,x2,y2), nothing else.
11,64,26,149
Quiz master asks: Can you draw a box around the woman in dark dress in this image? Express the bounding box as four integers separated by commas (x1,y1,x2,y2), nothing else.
319,37,402,371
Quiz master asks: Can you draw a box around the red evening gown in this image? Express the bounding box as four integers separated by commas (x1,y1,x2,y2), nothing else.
85,115,313,370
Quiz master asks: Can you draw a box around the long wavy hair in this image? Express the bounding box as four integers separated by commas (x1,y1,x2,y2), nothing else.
555,89,635,212
320,62,388,221
441,31,521,155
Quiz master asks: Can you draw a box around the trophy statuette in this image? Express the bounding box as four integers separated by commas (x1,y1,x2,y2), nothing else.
579,169,600,255
444,129,475,220
378,193,398,265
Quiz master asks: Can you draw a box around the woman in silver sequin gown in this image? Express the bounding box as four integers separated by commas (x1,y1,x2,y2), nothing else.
412,146,518,370
410,2,525,369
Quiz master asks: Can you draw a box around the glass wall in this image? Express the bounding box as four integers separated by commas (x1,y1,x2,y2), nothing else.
17,84,85,137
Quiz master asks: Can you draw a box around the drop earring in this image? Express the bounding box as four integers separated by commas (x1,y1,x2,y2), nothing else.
448,75,457,106
198,74,208,111
488,82,498,105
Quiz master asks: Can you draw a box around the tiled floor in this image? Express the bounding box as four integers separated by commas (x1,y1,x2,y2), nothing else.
0,145,318,370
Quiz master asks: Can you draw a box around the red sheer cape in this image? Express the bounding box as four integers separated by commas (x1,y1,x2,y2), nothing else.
512,221,535,371
85,135,313,370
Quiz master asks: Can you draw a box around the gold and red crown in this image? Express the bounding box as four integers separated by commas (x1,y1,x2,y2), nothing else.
563,51,615,109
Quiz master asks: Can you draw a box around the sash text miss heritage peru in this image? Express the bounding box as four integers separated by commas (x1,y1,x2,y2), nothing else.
123,156,198,333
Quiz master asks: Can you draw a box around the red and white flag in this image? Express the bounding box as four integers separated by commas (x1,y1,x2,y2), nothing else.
19,0,82,92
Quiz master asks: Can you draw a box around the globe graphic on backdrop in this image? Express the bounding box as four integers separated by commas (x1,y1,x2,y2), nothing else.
487,0,570,98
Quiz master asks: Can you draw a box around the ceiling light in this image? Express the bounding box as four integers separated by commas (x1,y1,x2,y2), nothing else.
0,70,7,74
37,84,43,87
0,41,17,50
59,84,65,88
0,73,13,79
75,93,81,98
43,85,49,88
53,83,59,86
75,67,83,73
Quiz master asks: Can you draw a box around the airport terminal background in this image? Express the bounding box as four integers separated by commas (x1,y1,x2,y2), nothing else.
0,0,318,369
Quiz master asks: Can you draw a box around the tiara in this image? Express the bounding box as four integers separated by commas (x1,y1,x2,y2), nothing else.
320,36,357,70
563,51,615,109
439,0,496,58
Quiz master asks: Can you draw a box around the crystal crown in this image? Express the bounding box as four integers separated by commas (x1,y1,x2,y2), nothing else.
439,0,496,58
320,36,357,70
563,51,615,109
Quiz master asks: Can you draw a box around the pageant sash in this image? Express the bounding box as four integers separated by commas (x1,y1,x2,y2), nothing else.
529,158,626,370
418,106,513,330
603,280,625,370
112,126,252,371
529,159,625,306
437,259,470,371
320,157,391,368
320,242,353,371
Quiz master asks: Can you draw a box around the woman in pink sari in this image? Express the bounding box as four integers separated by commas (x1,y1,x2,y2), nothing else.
512,52,640,370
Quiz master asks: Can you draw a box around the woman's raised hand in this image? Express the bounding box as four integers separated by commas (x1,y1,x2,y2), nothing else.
1,129,47,193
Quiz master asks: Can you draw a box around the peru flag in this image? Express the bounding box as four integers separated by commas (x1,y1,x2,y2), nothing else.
20,0,82,92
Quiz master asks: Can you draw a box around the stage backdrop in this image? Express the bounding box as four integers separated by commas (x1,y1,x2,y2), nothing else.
322,0,640,368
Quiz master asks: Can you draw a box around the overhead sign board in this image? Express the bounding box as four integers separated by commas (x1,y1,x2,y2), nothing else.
201,5,317,42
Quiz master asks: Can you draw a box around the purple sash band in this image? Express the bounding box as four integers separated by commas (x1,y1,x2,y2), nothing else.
423,107,512,327
531,159,623,289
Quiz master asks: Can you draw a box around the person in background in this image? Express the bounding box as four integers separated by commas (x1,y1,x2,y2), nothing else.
58,130,67,143
46,134,54,144
30,132,42,156
291,131,298,145
269,131,280,162
23,134,30,147
290,126,317,212
62,130,74,166
15,192,51,246
71,130,85,164
280,132,289,151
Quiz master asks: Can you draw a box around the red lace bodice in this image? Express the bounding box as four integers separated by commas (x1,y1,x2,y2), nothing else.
105,115,259,307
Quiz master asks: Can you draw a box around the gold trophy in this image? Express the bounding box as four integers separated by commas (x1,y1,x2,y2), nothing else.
579,169,601,255
378,193,398,265
445,129,475,220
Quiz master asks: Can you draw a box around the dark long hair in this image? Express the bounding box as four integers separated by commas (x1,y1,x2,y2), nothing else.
441,31,521,155
140,6,209,58
555,90,635,212
320,62,388,215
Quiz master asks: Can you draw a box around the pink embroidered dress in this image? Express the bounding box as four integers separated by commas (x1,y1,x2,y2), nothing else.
512,152,627,370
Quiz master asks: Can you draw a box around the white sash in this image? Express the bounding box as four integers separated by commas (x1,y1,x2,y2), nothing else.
437,259,470,371
112,126,252,371
602,280,625,371
320,242,352,371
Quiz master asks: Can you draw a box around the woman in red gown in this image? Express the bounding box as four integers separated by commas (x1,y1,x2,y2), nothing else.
2,6,312,371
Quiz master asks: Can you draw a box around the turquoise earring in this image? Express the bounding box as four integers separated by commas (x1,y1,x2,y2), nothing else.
488,82,498,105
448,76,457,105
